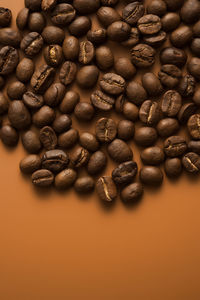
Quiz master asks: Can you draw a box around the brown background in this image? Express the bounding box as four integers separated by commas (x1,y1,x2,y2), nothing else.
1,0,200,299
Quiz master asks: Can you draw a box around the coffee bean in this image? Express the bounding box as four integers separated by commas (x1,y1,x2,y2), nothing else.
180,0,200,24
59,90,79,114
95,46,114,71
0,124,19,147
123,102,139,121
79,132,99,152
0,28,21,47
58,128,78,149
0,93,8,115
20,32,43,57
0,7,12,27
161,12,180,32
28,12,46,33
21,130,41,154
164,136,187,157
44,83,65,107
42,26,65,45
121,27,140,47
59,61,77,86
52,114,72,133
96,176,117,202
170,25,193,48
0,46,19,76
143,31,167,47
74,176,94,193
122,2,144,25
188,140,200,154
97,7,121,27
158,64,182,88
191,38,200,57
135,126,158,147
41,0,57,12
32,105,55,128
91,90,115,111
157,118,179,137
126,81,147,105
23,91,44,110
138,14,162,35
117,120,134,141
163,0,183,11
51,4,76,26
101,0,118,6
193,20,200,37
44,45,63,67
78,41,95,65
164,158,182,177
141,146,165,165
142,73,163,96
87,151,107,175
71,147,90,169
178,75,196,98
140,166,163,186
68,16,91,37
32,169,54,187
178,103,197,124
95,118,117,143
55,168,77,189
16,58,35,83
77,65,99,89
115,94,127,113
131,44,155,68
20,155,41,174
73,0,100,14
161,90,182,117
25,0,41,11
8,101,31,130
39,126,57,150
114,57,136,80
121,182,143,203
112,161,138,185
16,8,29,30
42,149,69,173
187,114,200,140
7,81,26,100
107,21,131,42
182,152,200,173
160,47,187,67
62,36,79,61
100,73,125,95
108,139,133,163
31,64,55,94
74,102,94,121
139,100,161,126
147,0,167,16
87,28,107,45
187,57,200,80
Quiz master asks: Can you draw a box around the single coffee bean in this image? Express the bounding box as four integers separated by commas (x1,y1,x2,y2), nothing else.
131,44,155,68
191,38,200,57
135,126,158,147
161,90,182,117
121,27,140,47
163,0,183,11
51,4,76,26
73,0,100,14
91,90,115,111
87,151,107,175
178,75,196,98
0,46,19,76
182,152,200,173
87,28,107,45
23,91,44,110
16,58,34,83
79,41,94,65
0,124,19,147
16,8,29,30
187,114,200,140
139,100,161,126
164,136,187,157
188,140,200,154
71,147,90,168
79,132,99,152
74,176,94,193
0,93,8,114
161,12,180,32
44,45,63,67
58,128,78,148
97,7,121,27
138,14,162,35
160,47,187,67
115,94,127,113
170,25,193,48
28,12,46,33
39,126,57,150
41,0,57,12
21,130,41,154
44,83,65,107
107,21,131,42
142,73,163,96
157,118,179,137
140,166,163,186
68,16,91,37
32,105,55,128
112,161,138,185
114,57,136,80
141,146,165,165
32,169,54,188
42,149,69,173
178,103,197,124
77,65,99,89
74,102,94,122
108,139,133,163
20,32,43,57
55,168,77,189
25,0,41,11
126,81,147,105
62,36,79,61
59,61,77,86
59,91,79,114
187,57,200,80
143,31,166,47
42,26,65,44
180,0,200,24
117,120,134,141
101,0,118,6
147,0,167,16
193,20,200,37
20,155,41,174
96,176,117,203
31,64,55,94
7,81,26,100
122,2,144,25
0,7,12,27
95,118,117,143
95,46,114,71
0,28,21,47
52,114,72,133
8,101,31,130
100,73,125,95
123,102,139,121
158,64,182,88
121,182,143,203
164,158,182,177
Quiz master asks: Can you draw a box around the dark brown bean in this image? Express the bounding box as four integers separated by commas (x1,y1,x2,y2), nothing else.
32,169,54,187
96,176,117,202
20,155,41,174
108,139,133,163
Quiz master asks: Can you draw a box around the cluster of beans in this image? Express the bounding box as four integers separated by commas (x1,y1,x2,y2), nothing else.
0,0,200,205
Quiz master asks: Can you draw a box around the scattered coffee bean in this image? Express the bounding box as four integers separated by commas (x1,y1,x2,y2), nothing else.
44,83,65,107
68,16,91,37
157,118,179,137
16,58,35,83
0,7,12,27
59,61,77,86
58,128,78,149
117,120,135,141
8,100,31,130
0,124,19,147
31,64,55,94
96,176,117,202
147,0,167,16
52,114,72,133
170,25,193,48
97,7,121,28
178,75,196,98
121,182,143,203
55,168,77,189
44,45,63,67
161,12,180,32
23,91,44,110
79,132,99,152
108,139,133,163
21,130,41,154
71,147,90,168
178,103,197,124
142,73,163,96
28,12,46,33
112,161,138,185
79,41,94,65
51,4,76,26
87,28,107,45
32,169,54,188
74,102,94,121
0,28,21,47
107,21,131,42
188,140,200,154
187,57,200,80
0,46,19,76
20,32,43,57
164,136,187,157
62,36,79,61
87,151,107,175
190,38,200,57
180,0,200,24
20,155,41,174
42,149,69,173
126,81,147,105
16,8,29,30
160,47,187,67
164,158,182,177
161,90,182,117
59,91,79,114
143,30,167,47
123,102,139,121
140,166,163,186
41,0,57,12
121,27,140,47
73,0,100,14
91,90,115,111
122,2,144,25
42,26,65,44
96,118,117,143
182,152,200,173
158,64,182,88
187,114,200,140
141,146,165,165
131,44,155,68
39,126,57,150
100,73,125,95
134,126,158,147
114,57,136,80
25,0,42,11
32,105,55,128
74,176,94,193
95,46,114,71
77,65,99,89
0,93,8,114
7,81,26,100
138,14,162,35
163,0,183,11
139,100,161,126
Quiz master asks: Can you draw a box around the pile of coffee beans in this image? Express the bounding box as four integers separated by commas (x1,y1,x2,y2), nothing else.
1,0,200,206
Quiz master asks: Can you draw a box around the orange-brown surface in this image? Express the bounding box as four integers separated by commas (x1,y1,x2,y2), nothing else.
1,0,200,299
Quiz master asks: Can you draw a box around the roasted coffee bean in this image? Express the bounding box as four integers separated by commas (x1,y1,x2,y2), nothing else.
164,158,182,177
178,75,196,98
193,20,200,37
62,36,79,61
51,4,76,26
164,136,187,157
44,83,65,107
191,38,200,57
178,103,197,124
126,81,147,105
59,61,77,86
0,46,19,76
21,130,41,154
28,12,46,33
97,7,121,28
121,27,140,47
87,151,107,175
0,28,21,47
142,73,163,96
79,41,94,65
77,65,99,89
52,114,72,133
117,120,134,141
180,0,200,24
182,152,200,173
112,161,137,185
138,14,162,35
71,147,90,168
39,126,57,150
123,102,139,121
8,101,31,130
79,132,99,152
115,94,127,113
188,140,200,154
87,28,107,45
42,149,69,173
95,118,117,143
108,139,133,163
134,126,158,147
25,0,41,11
147,0,167,16
20,32,43,57
16,58,34,83
32,105,55,128
158,64,182,88
23,92,44,110
157,118,179,137
121,182,143,203
143,31,167,47
73,0,100,14
42,26,65,44
55,168,77,189
160,47,187,67
131,44,155,68
100,73,125,95
7,81,26,100
44,45,63,67
187,57,200,80
101,0,118,6
0,76,5,90
32,169,54,187
58,128,78,148
96,176,117,202
122,2,144,25
187,114,200,140
139,100,161,126
59,91,79,114
95,46,114,71
140,166,163,186
107,21,131,42
74,176,94,193
161,12,180,32
170,25,193,48
74,102,94,121
0,7,12,27
114,57,136,80
68,16,91,37
16,8,29,30
91,90,115,111
31,64,55,94
20,155,41,174
163,0,183,11
41,0,57,12
141,146,165,165
161,90,182,117
0,124,19,147
0,93,8,114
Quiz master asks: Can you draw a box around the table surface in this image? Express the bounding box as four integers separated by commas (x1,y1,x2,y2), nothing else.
0,1,200,299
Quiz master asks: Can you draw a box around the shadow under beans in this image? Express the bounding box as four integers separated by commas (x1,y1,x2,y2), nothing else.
31,184,55,199
122,196,144,211
98,196,118,213
183,170,200,184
